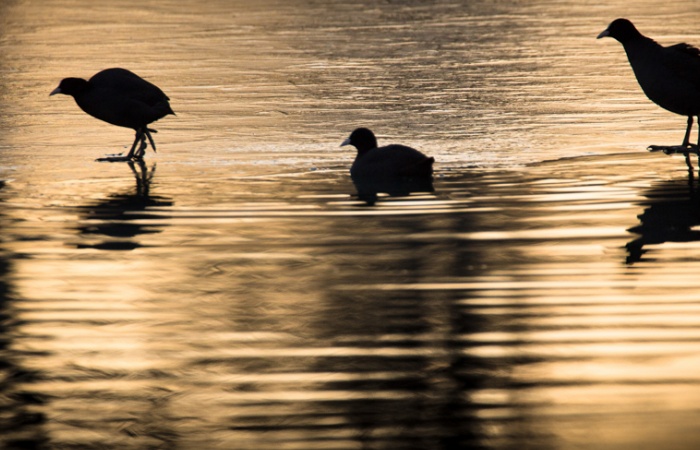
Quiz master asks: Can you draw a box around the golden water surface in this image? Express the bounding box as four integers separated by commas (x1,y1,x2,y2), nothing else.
2,0,700,449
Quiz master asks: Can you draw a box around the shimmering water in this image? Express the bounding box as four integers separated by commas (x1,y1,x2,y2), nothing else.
3,1,700,449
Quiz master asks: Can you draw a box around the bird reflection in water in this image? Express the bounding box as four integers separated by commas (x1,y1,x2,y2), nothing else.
352,175,434,206
626,177,700,263
75,160,172,250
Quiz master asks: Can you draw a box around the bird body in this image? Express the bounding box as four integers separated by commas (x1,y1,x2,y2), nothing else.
350,144,434,178
51,68,174,160
598,19,700,157
617,35,700,117
77,69,173,129
341,128,434,179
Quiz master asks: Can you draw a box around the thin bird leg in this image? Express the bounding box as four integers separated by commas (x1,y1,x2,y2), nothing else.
134,129,148,160
695,116,700,174
683,116,693,147
144,128,157,153
681,116,694,170
697,115,700,170
125,129,144,159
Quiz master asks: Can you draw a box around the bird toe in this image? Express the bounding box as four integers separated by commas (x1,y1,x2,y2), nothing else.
648,144,700,156
96,155,133,163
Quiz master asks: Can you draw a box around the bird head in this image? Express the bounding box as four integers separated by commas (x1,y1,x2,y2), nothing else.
597,18,642,43
50,77,89,97
340,128,378,153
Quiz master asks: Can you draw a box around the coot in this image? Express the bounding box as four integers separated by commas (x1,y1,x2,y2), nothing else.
340,128,434,178
50,68,174,161
598,19,700,163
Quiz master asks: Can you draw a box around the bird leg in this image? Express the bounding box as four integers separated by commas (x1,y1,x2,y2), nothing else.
683,116,693,147
683,116,697,171
648,116,700,171
696,115,700,170
125,129,144,160
127,127,157,160
124,127,153,160
95,131,142,162
134,136,148,160
144,128,157,153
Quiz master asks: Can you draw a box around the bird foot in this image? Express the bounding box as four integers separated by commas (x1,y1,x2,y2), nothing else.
648,144,700,155
95,153,141,163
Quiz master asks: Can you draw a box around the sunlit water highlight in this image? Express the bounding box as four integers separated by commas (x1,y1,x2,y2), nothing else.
3,1,700,449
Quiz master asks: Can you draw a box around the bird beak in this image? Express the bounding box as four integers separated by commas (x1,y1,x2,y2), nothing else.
596,28,610,39
49,87,62,96
340,138,351,147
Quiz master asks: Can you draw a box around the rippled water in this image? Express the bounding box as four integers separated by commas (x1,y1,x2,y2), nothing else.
3,0,700,449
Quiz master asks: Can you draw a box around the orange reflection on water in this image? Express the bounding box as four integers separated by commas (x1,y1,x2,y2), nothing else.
4,0,700,448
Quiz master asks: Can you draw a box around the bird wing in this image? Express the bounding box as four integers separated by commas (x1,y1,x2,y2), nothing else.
669,42,700,58
662,42,700,91
89,68,170,106
365,145,429,165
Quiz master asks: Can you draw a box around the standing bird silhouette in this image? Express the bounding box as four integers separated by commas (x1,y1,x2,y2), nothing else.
598,18,700,169
50,68,174,161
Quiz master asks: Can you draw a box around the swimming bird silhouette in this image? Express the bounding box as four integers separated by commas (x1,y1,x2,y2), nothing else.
598,18,700,166
50,68,174,161
340,128,434,178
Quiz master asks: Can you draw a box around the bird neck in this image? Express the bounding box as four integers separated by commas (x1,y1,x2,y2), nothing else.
622,35,660,61
355,145,375,157
616,26,656,47
355,137,378,155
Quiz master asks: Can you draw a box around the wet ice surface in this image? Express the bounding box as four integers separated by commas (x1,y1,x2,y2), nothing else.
3,1,700,449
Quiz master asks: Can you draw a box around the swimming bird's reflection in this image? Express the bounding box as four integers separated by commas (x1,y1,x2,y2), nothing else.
352,175,434,206
75,160,172,250
626,178,700,264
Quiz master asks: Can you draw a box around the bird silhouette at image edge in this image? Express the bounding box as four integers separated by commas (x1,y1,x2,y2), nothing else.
50,68,174,162
598,18,700,169
340,128,434,179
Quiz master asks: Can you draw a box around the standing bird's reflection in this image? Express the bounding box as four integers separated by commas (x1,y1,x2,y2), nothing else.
75,161,172,250
50,68,174,162
626,178,700,264
598,19,700,172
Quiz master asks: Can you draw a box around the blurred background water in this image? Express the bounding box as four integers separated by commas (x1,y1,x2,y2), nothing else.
2,0,700,449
